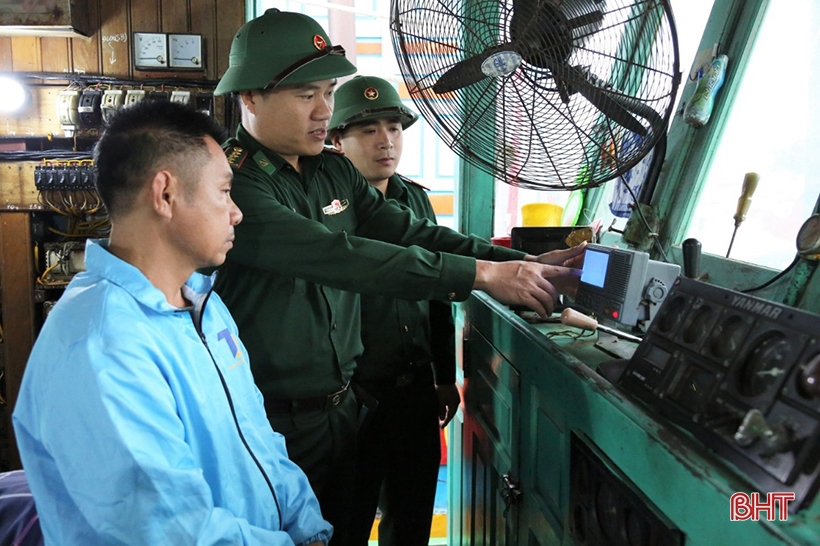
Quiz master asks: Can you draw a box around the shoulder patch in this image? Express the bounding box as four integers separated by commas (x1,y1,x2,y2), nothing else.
224,146,248,169
252,151,277,175
398,174,430,191
323,146,345,156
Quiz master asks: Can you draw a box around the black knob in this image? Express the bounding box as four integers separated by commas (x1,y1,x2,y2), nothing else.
799,354,820,399
682,238,702,279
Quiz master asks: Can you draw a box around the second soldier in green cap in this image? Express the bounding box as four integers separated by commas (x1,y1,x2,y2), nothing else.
213,9,586,545
328,75,459,545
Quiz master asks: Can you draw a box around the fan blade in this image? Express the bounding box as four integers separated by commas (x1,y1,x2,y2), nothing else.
565,11,604,32
433,45,521,94
558,65,651,136
579,87,648,136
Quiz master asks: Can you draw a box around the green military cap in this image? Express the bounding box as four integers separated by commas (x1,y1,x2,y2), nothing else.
329,75,419,131
215,8,357,96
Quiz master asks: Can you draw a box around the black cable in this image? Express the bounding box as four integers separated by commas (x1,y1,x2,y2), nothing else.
0,150,92,161
14,71,219,89
740,255,800,294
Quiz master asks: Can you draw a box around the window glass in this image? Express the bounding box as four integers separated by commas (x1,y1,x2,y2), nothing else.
686,2,820,269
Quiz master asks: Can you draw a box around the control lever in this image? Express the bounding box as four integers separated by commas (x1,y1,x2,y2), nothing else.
682,238,702,279
560,308,643,343
798,354,820,398
733,408,791,454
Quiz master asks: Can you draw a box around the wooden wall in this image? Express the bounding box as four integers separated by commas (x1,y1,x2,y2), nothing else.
0,1,246,207
0,0,244,81
0,0,246,471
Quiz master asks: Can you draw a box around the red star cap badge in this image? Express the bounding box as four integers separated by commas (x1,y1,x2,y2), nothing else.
313,35,327,50
364,87,379,100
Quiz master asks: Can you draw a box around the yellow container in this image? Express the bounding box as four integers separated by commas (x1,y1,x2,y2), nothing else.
521,203,564,226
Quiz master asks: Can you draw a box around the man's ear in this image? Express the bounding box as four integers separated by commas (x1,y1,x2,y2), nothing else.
149,170,176,219
239,90,257,114
329,130,343,150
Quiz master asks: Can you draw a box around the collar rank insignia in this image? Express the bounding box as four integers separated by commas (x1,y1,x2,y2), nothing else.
322,198,349,215
225,146,248,169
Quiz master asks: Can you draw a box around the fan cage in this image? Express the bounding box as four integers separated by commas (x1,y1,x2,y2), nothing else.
390,0,680,190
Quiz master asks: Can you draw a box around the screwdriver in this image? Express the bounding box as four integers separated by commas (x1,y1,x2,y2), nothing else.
560,308,643,343
726,172,760,258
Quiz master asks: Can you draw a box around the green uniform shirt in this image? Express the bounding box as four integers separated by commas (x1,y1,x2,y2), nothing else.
356,174,456,385
215,126,525,400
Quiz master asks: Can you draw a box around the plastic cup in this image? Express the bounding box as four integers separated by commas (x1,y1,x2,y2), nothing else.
520,203,564,226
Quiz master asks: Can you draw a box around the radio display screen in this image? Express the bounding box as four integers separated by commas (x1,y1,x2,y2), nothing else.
581,249,609,288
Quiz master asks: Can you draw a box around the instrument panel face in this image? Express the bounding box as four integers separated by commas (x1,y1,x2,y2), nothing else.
620,277,820,511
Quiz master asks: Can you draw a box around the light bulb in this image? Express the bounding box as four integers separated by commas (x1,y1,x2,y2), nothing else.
0,76,28,113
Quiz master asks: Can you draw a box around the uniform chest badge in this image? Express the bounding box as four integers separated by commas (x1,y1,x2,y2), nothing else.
323,198,349,215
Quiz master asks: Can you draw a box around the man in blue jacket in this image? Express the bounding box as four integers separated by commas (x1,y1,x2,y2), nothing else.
12,100,332,545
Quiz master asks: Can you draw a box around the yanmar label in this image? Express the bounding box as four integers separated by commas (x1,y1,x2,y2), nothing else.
730,295,783,320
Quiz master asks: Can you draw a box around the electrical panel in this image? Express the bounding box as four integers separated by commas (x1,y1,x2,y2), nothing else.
43,242,86,285
124,89,146,106
170,90,191,104
195,93,214,116
56,89,81,136
55,84,218,136
78,90,103,128
34,162,95,192
620,277,820,511
101,89,124,123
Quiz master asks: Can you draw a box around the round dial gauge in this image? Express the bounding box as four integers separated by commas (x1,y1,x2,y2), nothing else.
134,32,167,70
169,34,203,69
796,214,820,257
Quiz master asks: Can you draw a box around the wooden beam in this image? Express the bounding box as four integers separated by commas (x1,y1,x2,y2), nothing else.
0,212,36,470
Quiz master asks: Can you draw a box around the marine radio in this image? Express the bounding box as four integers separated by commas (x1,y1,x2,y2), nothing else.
573,244,680,330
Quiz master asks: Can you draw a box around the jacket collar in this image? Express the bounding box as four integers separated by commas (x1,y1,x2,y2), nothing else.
84,239,214,314
235,124,324,177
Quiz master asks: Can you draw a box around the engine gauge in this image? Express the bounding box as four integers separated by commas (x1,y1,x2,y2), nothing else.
737,331,791,398
796,214,820,258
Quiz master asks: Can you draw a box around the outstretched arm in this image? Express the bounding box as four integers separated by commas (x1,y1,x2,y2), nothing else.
473,260,582,317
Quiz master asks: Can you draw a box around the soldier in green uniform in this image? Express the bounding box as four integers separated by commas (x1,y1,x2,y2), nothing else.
327,75,459,545
213,9,585,544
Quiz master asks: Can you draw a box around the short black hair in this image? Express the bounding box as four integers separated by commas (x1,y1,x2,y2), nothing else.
93,100,227,218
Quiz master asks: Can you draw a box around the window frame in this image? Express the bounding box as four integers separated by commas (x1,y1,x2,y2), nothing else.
650,0,771,251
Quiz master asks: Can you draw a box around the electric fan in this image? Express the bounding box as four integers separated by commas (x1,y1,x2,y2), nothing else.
390,0,680,190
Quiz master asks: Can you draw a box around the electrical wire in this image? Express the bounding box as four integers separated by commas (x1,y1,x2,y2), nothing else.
36,259,68,288
740,255,800,294
0,151,92,162
16,71,219,89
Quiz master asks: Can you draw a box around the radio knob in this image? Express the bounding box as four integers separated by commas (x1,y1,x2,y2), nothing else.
644,278,668,303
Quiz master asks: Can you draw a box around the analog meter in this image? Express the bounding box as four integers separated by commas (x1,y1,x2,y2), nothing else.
169,34,204,69
134,32,168,70
796,214,820,258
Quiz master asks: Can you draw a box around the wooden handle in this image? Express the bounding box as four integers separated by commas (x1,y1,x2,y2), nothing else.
560,308,598,331
734,172,759,225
